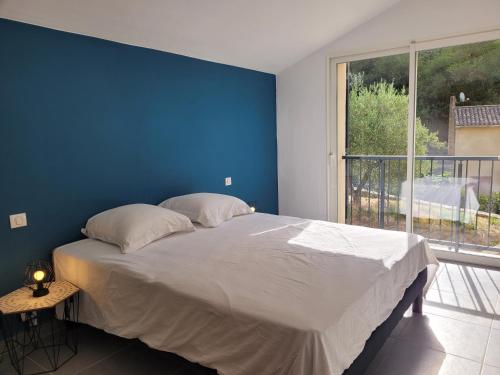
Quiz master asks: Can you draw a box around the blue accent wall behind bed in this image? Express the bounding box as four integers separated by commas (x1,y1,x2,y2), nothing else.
0,19,277,295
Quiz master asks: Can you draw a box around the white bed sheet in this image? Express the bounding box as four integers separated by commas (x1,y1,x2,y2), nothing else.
54,213,437,375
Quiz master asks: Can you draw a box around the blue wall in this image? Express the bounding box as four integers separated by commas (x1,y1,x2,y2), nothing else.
0,19,277,295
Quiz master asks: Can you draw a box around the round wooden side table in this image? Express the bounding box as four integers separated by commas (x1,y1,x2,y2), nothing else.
0,281,80,375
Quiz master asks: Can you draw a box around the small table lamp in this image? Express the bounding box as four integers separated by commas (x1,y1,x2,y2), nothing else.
24,260,54,298
248,202,257,213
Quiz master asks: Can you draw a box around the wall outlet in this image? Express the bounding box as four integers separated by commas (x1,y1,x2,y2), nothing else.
10,213,27,229
225,177,232,186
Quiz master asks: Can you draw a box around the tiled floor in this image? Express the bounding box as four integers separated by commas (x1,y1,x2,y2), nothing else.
0,326,215,375
1,261,500,374
366,261,500,375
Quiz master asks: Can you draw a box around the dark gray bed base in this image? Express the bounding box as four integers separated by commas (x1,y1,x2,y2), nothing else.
343,268,428,375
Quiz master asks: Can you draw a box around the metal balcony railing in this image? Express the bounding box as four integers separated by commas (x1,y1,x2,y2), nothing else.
343,155,500,252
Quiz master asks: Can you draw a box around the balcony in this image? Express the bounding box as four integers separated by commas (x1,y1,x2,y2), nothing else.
344,155,500,255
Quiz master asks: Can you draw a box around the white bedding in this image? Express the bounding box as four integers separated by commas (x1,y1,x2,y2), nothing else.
54,213,437,375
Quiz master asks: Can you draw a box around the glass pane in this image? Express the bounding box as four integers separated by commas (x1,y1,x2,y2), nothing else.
413,40,500,254
343,53,409,231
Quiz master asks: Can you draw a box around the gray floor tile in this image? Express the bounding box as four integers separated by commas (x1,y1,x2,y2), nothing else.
364,337,397,374
390,317,411,338
77,342,186,375
398,312,490,362
365,338,481,375
424,288,496,327
431,263,500,307
175,362,218,375
29,324,132,375
491,298,500,330
482,365,500,375
485,329,500,368
0,356,47,375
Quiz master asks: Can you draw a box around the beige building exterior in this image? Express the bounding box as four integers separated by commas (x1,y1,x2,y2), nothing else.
448,98,500,194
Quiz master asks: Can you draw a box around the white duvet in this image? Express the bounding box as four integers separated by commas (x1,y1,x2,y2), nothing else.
54,213,437,375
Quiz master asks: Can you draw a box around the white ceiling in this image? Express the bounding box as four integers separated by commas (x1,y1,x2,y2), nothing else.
0,0,400,73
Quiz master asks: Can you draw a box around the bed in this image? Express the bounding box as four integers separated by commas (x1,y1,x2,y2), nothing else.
53,212,437,375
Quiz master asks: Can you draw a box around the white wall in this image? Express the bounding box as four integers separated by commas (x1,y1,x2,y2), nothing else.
277,0,500,220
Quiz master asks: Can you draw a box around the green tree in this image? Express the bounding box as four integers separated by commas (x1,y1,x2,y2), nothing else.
347,75,446,203
349,40,500,140
347,74,444,156
350,53,409,92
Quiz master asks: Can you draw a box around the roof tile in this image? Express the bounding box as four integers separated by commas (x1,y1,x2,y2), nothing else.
455,105,500,127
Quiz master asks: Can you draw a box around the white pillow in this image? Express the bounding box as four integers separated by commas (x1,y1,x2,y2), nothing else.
159,193,253,227
82,204,194,253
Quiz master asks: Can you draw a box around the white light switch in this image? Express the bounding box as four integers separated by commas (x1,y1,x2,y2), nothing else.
9,213,27,229
225,177,232,186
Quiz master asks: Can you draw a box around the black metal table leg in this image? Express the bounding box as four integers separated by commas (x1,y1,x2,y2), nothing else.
0,292,79,375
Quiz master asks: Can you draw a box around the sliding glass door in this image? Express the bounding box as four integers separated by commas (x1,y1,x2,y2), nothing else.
412,40,500,255
340,53,409,232
334,34,500,260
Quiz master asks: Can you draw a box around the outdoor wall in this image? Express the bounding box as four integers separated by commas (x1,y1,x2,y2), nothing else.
455,127,500,193
277,0,500,220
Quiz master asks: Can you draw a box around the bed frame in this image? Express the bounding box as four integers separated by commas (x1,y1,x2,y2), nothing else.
343,268,427,375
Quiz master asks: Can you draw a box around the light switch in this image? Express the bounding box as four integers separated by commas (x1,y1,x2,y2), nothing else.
9,213,27,229
225,177,232,186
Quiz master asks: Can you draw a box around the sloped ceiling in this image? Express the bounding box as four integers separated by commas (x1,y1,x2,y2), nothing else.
0,0,400,73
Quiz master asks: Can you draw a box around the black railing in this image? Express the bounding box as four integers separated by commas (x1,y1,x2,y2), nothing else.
343,155,500,252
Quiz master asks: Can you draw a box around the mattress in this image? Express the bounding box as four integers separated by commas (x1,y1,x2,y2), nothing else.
53,213,438,375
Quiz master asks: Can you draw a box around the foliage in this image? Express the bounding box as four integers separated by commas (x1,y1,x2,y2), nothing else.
350,54,409,91
349,40,500,138
347,75,446,200
417,40,500,126
479,192,500,214
347,74,445,156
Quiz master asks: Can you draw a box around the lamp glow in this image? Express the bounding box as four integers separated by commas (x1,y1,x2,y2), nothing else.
33,270,46,282
248,201,257,213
